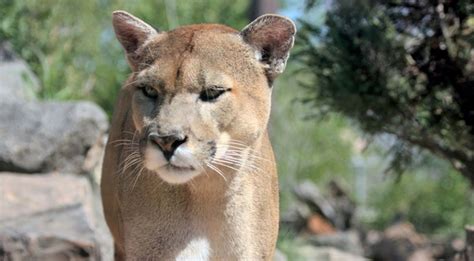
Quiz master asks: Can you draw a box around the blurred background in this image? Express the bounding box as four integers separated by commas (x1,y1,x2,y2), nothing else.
0,0,473,260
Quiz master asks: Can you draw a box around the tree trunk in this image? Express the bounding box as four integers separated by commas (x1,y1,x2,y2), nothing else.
248,0,278,20
466,225,474,261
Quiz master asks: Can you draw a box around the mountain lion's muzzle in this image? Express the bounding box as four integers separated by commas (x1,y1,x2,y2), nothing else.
148,132,187,161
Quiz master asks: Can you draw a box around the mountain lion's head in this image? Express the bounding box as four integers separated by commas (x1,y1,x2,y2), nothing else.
112,11,295,184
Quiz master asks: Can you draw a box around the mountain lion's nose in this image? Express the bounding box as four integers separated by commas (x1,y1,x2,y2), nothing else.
148,133,187,161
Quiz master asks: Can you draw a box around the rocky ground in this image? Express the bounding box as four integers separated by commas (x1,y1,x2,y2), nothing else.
0,43,113,260
280,179,474,260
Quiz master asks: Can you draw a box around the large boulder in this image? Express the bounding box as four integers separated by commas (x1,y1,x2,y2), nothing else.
0,42,108,174
0,42,113,260
0,101,108,174
0,173,112,260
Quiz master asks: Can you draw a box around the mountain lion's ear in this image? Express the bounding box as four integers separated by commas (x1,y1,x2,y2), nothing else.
241,14,296,82
112,11,158,67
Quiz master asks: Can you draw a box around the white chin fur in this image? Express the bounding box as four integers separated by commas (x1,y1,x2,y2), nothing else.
156,166,201,184
144,145,201,184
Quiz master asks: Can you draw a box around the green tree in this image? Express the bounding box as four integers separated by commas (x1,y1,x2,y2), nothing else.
297,0,474,185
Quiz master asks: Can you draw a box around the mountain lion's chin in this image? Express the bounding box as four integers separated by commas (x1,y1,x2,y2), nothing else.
155,165,201,184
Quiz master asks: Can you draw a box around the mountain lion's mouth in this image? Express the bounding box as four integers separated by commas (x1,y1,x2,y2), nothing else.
165,164,195,172
155,163,201,184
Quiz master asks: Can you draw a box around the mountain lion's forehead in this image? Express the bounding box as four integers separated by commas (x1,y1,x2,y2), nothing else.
168,24,238,35
135,24,261,89
142,24,244,59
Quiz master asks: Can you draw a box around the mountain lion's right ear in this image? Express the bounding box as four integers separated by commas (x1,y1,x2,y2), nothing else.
241,14,296,83
112,11,158,68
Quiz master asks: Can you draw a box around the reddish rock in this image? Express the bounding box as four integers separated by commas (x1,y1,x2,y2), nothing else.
307,214,336,235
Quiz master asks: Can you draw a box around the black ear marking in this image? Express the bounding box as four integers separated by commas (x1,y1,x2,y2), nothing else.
261,46,272,63
241,14,296,82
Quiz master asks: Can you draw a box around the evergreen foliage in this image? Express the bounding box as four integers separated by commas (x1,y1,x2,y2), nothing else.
298,0,474,184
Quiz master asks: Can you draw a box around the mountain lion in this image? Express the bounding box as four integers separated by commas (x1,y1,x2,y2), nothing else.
101,10,295,260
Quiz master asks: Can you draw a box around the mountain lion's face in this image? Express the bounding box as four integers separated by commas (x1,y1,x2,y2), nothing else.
113,12,295,184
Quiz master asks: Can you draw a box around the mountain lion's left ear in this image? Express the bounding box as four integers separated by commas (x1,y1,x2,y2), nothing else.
112,10,158,70
241,14,296,82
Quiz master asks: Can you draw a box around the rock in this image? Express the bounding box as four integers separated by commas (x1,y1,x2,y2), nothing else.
281,201,312,233
89,135,108,185
292,180,355,231
0,101,108,174
369,222,433,261
0,173,110,260
0,42,16,61
296,246,367,261
429,237,465,259
327,180,355,229
307,230,364,255
0,42,39,101
307,214,336,235
293,180,337,227
0,42,107,174
407,249,434,261
0,42,113,260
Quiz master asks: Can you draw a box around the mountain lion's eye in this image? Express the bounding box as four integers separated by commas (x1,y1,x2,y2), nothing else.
199,87,230,102
140,85,158,98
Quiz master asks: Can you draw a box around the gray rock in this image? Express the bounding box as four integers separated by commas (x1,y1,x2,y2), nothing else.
296,246,367,261
307,230,364,256
0,42,16,61
0,42,107,174
292,180,355,231
281,201,312,233
0,101,108,174
293,180,337,227
0,42,39,101
0,173,109,260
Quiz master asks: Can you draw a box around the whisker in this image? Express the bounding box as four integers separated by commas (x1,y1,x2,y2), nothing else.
118,153,141,175
224,151,273,163
221,145,272,160
118,152,139,169
216,145,267,157
131,165,146,191
111,142,138,147
121,158,141,175
122,130,138,136
122,79,142,89
210,161,245,173
213,158,260,173
110,138,136,143
206,162,227,181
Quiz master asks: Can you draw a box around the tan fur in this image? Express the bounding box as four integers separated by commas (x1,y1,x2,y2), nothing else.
101,11,295,260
